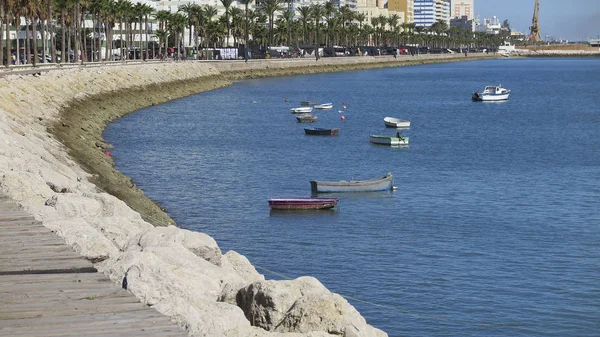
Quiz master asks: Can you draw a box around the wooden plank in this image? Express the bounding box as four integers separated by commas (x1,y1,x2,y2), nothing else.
0,272,107,285
0,196,188,336
0,319,187,337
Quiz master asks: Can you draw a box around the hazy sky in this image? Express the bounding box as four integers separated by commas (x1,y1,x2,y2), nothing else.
475,0,600,41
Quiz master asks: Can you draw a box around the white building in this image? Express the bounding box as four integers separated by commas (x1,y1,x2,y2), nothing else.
414,0,449,28
475,16,502,35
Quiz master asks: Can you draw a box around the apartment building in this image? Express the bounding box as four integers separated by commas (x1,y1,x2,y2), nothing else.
386,0,414,23
413,0,448,28
450,0,474,20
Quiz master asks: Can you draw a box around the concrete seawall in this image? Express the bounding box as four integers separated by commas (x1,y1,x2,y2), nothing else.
0,54,494,337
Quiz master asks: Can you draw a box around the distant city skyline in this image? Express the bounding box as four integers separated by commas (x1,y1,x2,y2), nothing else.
476,0,600,41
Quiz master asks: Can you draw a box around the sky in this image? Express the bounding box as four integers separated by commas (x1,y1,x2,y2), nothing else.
475,0,600,41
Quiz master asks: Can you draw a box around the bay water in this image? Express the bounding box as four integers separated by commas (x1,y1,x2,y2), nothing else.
104,58,600,337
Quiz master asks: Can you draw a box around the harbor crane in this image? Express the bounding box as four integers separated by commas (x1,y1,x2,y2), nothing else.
529,0,542,42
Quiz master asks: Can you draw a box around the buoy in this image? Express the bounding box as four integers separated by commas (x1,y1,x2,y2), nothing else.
343,105,347,109
105,151,111,157
340,115,345,120
342,102,346,104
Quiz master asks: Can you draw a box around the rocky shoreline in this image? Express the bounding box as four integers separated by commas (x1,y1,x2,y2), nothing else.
0,54,494,337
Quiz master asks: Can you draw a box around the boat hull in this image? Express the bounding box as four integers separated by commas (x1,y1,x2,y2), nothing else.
296,114,318,123
304,128,339,136
314,103,333,110
291,107,314,114
268,198,339,210
369,135,409,146
310,173,393,193
472,93,510,101
384,117,411,128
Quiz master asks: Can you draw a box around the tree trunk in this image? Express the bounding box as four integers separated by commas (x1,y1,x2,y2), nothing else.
61,9,66,63
15,16,20,65
145,16,149,59
74,5,80,63
32,16,38,66
25,17,31,64
0,22,4,66
5,12,10,67
41,20,47,63
82,14,87,63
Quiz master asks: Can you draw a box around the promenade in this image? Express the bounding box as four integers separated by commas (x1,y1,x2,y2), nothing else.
0,194,187,337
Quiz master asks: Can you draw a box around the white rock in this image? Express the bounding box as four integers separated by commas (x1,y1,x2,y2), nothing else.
155,296,251,337
236,277,329,330
44,219,119,261
128,225,222,265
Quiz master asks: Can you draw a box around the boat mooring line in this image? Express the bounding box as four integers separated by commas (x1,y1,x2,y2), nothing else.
253,264,525,328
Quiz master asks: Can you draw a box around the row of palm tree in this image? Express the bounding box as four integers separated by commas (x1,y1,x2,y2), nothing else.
0,0,503,66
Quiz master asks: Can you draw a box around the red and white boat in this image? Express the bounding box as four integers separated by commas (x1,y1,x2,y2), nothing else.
268,197,339,210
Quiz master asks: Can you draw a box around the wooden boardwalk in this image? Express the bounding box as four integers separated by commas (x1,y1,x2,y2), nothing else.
0,194,188,336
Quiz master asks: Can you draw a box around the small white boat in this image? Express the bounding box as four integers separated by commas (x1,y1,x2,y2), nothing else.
472,85,511,101
314,103,333,110
384,117,411,128
370,135,409,146
290,106,314,114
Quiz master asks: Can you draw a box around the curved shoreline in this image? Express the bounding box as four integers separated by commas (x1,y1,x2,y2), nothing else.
0,54,495,337
52,54,495,226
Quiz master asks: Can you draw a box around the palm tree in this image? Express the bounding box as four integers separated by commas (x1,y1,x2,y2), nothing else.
338,5,353,47
178,3,195,47
261,0,282,46
154,28,168,58
388,14,399,47
310,3,324,60
140,4,152,59
1,0,11,66
219,0,233,47
281,8,293,47
169,12,186,59
238,0,251,61
297,6,310,44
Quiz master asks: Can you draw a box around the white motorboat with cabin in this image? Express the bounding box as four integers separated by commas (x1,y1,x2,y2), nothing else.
498,41,516,57
472,85,511,101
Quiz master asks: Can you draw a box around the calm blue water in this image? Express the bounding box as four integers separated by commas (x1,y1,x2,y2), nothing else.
105,58,600,337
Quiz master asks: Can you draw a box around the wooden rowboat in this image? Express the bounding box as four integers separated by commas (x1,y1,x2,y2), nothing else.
304,127,339,136
291,107,314,114
310,172,393,193
268,197,339,210
314,103,333,110
296,114,318,123
369,135,409,146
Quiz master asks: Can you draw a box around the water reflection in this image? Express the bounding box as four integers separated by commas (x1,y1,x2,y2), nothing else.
269,208,340,217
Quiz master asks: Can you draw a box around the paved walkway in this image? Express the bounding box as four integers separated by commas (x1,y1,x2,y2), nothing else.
0,194,188,336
